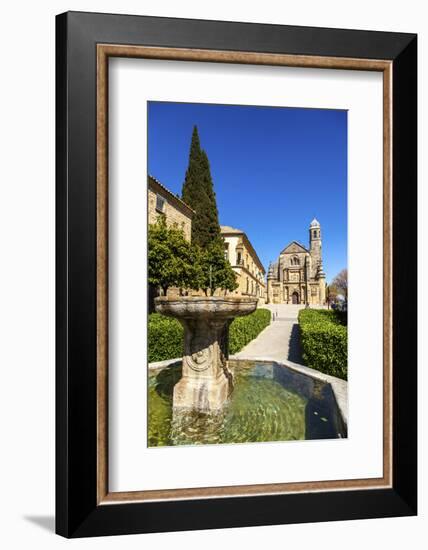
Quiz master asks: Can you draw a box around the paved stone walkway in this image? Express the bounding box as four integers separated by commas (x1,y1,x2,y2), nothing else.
232,304,306,363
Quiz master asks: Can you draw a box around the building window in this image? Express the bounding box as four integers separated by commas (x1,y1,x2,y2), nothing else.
224,243,229,261
236,251,242,265
156,194,166,213
291,256,300,266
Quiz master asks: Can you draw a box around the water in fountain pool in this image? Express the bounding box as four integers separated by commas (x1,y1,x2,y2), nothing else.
148,361,344,447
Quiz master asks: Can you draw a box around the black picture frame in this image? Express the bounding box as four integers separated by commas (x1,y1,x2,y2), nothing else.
56,11,417,538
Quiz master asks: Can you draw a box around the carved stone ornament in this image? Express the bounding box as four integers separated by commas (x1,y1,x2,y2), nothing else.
155,296,257,411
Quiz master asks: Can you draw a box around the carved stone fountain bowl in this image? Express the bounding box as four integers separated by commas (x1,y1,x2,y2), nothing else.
154,296,258,412
154,296,258,320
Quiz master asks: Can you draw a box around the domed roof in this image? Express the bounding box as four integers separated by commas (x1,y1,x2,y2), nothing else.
310,218,320,228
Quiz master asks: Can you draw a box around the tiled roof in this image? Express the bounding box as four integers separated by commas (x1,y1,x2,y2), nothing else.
220,225,244,235
148,175,195,214
280,240,309,254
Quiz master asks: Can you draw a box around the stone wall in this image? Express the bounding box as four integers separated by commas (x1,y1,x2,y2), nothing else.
148,186,192,241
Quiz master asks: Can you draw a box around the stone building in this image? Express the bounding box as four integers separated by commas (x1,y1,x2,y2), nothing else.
148,175,194,241
148,175,194,310
148,176,267,306
221,226,266,305
267,219,326,305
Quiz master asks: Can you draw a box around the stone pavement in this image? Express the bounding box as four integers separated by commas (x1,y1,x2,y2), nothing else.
232,304,306,363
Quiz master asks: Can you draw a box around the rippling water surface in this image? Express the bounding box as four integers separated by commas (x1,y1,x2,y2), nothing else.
147,362,328,447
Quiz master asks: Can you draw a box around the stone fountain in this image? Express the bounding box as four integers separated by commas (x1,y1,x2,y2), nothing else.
155,296,257,411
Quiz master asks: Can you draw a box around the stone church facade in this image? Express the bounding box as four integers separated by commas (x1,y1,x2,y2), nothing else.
267,219,326,305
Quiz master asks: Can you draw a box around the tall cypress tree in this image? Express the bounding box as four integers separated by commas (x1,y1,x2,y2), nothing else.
180,125,237,295
181,126,221,247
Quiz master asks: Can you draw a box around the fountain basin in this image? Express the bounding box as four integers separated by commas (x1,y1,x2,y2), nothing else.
148,359,347,447
154,296,258,412
155,296,258,320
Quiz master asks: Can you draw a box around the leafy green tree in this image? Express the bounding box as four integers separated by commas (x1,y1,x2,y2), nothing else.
332,269,348,301
181,126,221,247
326,284,338,307
148,217,237,298
148,217,197,295
196,240,238,296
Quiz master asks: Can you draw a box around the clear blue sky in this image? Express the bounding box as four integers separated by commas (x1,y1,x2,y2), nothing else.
148,101,347,283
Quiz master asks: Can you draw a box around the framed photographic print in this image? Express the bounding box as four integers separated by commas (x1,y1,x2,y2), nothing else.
56,11,417,538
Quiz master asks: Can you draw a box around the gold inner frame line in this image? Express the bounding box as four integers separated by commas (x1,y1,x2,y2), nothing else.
96,43,393,505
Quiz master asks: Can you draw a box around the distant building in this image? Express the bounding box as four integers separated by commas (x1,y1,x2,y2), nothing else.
267,218,326,305
148,175,194,241
220,226,266,305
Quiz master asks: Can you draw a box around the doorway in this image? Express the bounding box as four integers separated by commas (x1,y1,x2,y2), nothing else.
291,291,300,304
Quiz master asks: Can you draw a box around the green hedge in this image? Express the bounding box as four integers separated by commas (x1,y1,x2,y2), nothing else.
148,309,271,363
229,309,271,355
148,313,184,363
298,309,348,380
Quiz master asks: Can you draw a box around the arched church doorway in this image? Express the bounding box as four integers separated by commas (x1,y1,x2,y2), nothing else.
291,291,300,304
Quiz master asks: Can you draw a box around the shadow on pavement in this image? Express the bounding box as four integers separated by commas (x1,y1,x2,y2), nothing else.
288,323,303,363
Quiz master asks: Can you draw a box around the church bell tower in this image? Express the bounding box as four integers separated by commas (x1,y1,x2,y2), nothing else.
309,218,326,304
309,218,322,270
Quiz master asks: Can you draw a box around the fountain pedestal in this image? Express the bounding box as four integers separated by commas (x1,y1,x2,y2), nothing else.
155,296,257,411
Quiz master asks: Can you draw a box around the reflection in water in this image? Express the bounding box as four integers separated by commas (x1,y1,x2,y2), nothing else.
148,362,343,447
